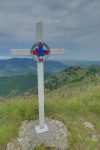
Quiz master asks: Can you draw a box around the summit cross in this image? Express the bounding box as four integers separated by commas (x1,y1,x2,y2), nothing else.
11,22,65,134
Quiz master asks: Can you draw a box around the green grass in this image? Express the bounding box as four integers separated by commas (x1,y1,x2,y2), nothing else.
0,95,38,149
0,83,100,150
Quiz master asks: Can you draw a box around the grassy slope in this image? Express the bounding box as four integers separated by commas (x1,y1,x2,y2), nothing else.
0,82,100,150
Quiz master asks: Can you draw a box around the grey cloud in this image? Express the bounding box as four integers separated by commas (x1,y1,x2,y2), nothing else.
0,0,100,60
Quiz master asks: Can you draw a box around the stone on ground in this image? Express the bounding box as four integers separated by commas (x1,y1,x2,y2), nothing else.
6,118,69,150
83,122,95,130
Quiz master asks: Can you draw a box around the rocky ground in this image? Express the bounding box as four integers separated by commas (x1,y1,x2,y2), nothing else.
6,118,69,150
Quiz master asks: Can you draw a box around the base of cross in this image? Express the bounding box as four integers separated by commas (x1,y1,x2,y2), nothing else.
35,124,49,134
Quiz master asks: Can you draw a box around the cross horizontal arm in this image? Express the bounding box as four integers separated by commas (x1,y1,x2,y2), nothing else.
10,49,30,56
50,49,65,55
11,49,65,56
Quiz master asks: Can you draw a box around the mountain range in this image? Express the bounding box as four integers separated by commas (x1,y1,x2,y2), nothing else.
0,58,100,77
0,58,66,77
0,65,99,96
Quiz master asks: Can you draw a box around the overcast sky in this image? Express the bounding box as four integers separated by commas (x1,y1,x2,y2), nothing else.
0,0,100,60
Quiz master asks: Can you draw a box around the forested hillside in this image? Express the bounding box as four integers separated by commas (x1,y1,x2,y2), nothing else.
45,65,100,90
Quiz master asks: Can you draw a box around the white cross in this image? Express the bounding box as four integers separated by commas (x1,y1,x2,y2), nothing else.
11,22,65,134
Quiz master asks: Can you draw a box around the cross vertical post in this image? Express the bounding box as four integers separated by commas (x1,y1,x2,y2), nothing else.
37,62,45,129
35,22,49,133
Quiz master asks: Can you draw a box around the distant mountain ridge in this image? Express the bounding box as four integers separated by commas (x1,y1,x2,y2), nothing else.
0,58,100,77
61,59,100,67
0,58,66,77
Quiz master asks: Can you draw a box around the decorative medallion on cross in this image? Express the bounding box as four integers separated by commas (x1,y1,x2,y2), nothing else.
11,22,65,134
31,42,50,62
